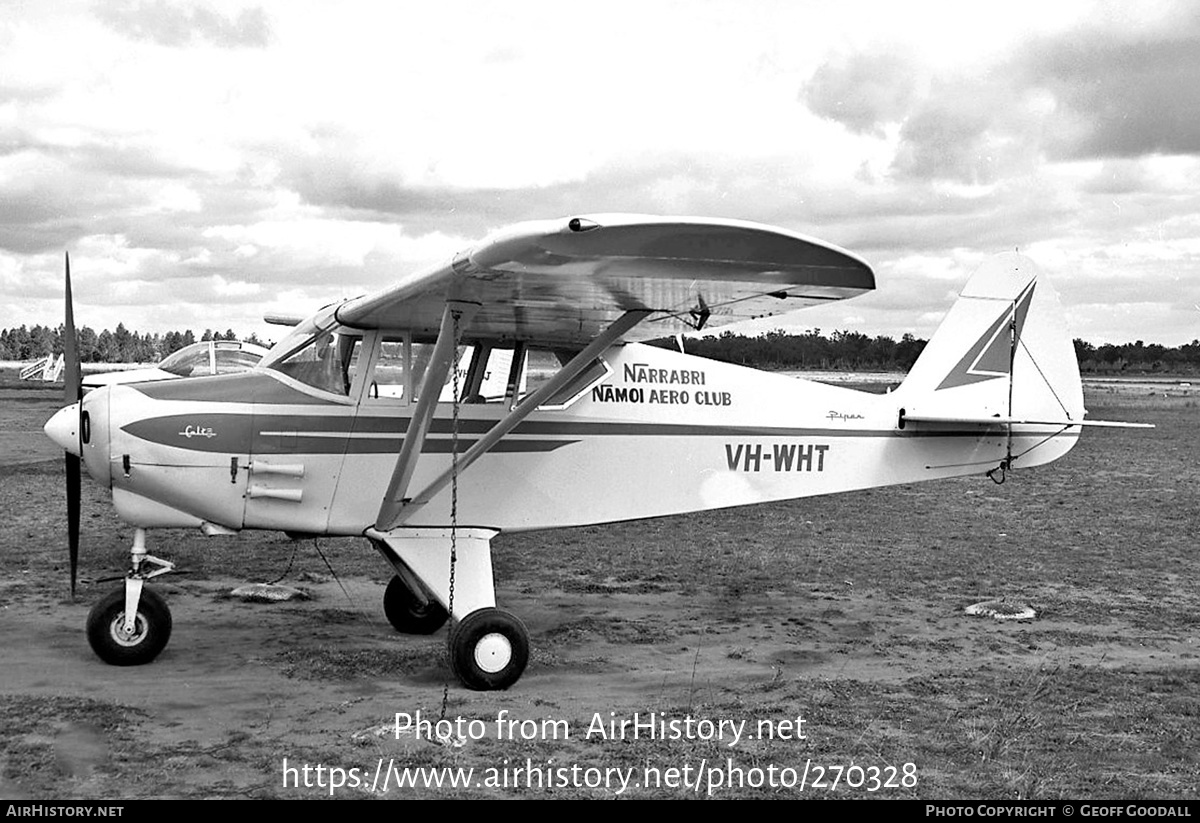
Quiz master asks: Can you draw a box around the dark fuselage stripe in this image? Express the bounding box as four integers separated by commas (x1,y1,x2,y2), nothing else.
121,412,1075,455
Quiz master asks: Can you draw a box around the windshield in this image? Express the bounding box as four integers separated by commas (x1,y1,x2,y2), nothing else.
262,305,361,396
259,305,340,370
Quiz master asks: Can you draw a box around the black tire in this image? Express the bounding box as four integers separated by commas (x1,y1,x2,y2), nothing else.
449,608,529,691
86,586,172,666
383,576,448,635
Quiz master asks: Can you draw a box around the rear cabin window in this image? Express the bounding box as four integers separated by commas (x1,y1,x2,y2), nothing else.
357,338,605,408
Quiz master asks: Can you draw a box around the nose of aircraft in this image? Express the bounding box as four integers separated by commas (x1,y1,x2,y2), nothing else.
45,403,82,456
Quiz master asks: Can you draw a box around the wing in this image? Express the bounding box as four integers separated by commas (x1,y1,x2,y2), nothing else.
336,214,874,346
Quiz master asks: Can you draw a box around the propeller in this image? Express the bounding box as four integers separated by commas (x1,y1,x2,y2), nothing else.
62,252,82,597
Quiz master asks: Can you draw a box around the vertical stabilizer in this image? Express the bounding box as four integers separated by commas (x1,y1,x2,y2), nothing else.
895,253,1084,468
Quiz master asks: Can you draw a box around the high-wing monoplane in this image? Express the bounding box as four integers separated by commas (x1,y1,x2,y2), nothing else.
81,339,270,389
43,214,1146,690
20,353,65,382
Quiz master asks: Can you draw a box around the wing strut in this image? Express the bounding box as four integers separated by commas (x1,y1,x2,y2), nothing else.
403,309,651,516
503,342,528,409
374,301,479,531
462,342,492,401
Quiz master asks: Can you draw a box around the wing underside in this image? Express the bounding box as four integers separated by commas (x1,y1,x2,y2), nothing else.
335,214,874,346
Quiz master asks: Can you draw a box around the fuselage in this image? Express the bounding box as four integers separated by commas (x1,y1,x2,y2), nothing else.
48,340,1075,536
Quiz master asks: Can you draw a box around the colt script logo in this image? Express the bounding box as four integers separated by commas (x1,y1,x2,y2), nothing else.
178,424,217,439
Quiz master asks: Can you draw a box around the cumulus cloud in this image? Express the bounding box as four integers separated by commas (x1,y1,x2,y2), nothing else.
94,1,271,48
5,2,1200,345
0,138,237,255
804,4,1200,183
801,48,921,137
1079,159,1156,195
1019,15,1200,159
802,47,1043,184
277,150,774,238
891,89,998,184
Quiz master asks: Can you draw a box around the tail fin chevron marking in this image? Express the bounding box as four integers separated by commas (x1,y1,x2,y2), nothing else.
936,282,1035,391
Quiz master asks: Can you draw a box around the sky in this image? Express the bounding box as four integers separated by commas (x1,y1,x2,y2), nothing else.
2,0,1199,347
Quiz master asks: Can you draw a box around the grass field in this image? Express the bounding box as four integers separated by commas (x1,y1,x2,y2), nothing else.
0,372,1196,799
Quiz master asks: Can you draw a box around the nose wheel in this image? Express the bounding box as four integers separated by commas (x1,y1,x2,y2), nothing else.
86,586,172,665
84,528,176,666
449,608,529,691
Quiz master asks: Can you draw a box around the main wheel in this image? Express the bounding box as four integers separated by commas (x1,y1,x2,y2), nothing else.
86,586,172,666
449,608,529,691
383,576,448,634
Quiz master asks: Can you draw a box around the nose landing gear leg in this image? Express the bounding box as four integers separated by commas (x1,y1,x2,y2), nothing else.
86,528,175,666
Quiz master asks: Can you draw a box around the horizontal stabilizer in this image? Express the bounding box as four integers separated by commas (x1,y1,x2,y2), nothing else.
264,312,304,327
901,412,1153,429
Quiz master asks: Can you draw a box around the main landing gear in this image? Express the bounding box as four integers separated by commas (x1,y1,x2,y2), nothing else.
383,574,449,634
85,528,175,665
81,526,532,691
449,607,530,691
369,528,530,691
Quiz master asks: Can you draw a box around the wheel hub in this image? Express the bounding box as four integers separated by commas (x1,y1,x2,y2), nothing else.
109,612,147,646
473,632,513,673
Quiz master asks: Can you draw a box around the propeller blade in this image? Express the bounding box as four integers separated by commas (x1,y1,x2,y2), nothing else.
63,252,83,598
67,453,81,597
63,252,80,405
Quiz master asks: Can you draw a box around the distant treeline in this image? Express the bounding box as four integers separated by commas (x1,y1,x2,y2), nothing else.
1072,339,1200,375
674,329,929,371
4,323,1200,374
670,330,1200,375
0,324,267,363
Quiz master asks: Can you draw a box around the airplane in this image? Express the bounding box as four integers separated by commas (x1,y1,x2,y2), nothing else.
82,339,270,390
42,214,1149,690
20,353,65,382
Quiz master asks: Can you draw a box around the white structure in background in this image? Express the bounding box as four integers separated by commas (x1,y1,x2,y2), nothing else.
82,340,270,389
20,354,66,382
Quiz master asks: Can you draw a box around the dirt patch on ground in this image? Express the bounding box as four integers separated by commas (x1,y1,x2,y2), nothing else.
1,377,1197,799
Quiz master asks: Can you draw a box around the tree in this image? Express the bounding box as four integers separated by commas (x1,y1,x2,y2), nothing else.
28,325,54,358
96,329,115,362
77,326,99,362
114,323,134,362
